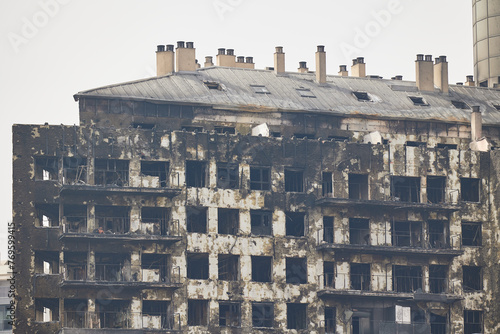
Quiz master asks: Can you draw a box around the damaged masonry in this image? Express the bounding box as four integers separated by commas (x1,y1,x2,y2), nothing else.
12,42,500,334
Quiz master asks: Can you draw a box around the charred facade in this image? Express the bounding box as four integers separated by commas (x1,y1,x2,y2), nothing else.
12,43,500,334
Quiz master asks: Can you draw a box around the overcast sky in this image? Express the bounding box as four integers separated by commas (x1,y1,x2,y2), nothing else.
0,0,472,260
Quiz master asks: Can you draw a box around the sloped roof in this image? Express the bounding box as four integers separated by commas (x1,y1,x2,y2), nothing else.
74,67,500,125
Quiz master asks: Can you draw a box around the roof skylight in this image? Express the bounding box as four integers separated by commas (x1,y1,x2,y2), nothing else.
251,85,271,94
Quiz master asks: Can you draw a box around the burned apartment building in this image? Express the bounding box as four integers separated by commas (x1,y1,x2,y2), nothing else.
11,41,500,334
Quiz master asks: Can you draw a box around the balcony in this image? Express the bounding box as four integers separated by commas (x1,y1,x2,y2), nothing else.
60,264,182,289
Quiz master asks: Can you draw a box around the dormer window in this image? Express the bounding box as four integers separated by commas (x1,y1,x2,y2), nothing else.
451,100,470,109
352,91,372,102
204,81,224,90
408,96,429,106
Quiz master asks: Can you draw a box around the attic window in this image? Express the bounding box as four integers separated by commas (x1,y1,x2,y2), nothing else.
408,96,429,106
296,88,316,98
251,85,271,94
451,100,470,109
204,81,223,90
352,91,372,102
492,104,500,111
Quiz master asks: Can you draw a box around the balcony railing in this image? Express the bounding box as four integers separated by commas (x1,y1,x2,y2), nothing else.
62,219,180,238
63,311,181,330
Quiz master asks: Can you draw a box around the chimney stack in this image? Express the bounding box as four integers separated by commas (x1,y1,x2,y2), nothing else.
176,41,196,72
391,75,403,80
351,57,366,77
156,44,175,76
204,56,214,67
433,55,449,93
274,46,285,74
415,54,434,92
471,106,482,141
298,61,308,73
338,65,348,76
316,45,326,84
465,75,475,87
216,47,236,67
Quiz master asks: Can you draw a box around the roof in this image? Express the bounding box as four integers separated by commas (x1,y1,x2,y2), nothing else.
74,67,500,125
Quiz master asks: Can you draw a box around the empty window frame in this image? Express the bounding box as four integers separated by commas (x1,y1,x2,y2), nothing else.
94,159,129,186
293,133,315,139
217,163,239,189
350,263,370,291
218,254,239,281
287,303,307,330
461,178,480,202
451,100,470,109
352,91,372,102
64,299,88,328
204,81,222,90
349,174,368,200
186,207,207,233
406,141,427,147
95,206,130,234
219,302,241,327
95,299,130,328
35,298,59,322
140,161,169,187
143,300,171,329
186,161,207,187
286,257,307,284
464,310,483,334
35,156,58,181
430,313,447,334
251,256,272,282
392,221,422,247
429,265,448,294
35,204,59,227
391,176,421,202
285,212,305,237
188,300,209,326
250,167,271,191
322,172,333,197
142,254,169,283
428,220,449,249
141,207,169,235
132,122,155,129
35,251,59,274
393,265,422,293
349,218,370,245
463,266,482,292
95,253,128,282
218,208,239,235
408,96,429,106
64,252,87,281
325,307,336,334
462,222,482,246
63,205,87,233
250,210,272,236
427,176,446,204
328,135,350,142
324,261,335,288
252,302,273,328
182,126,203,132
214,126,235,134
187,253,209,280
437,143,457,150
284,168,304,192
323,216,334,243
63,157,87,184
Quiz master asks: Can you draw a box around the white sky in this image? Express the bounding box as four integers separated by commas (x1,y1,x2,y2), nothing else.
0,0,473,260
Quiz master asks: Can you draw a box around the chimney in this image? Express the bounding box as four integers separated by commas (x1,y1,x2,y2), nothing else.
351,57,366,77
216,47,236,67
176,41,196,72
338,65,348,76
204,56,214,67
415,54,434,92
471,106,482,141
433,55,449,93
234,56,255,69
316,45,326,84
156,44,175,76
274,46,285,74
391,75,403,80
465,75,475,87
298,61,308,73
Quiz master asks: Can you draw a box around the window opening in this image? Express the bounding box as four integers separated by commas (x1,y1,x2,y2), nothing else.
285,212,305,237
63,205,87,233
451,100,470,109
349,218,370,245
182,126,203,132
462,222,482,246
64,299,88,328
293,133,315,139
35,156,58,181
430,313,447,334
251,210,272,236
349,174,368,200
428,220,448,249
186,207,207,233
323,216,334,243
252,256,272,282
95,206,130,234
94,159,129,186
461,178,480,202
427,176,446,204
186,160,207,187
429,265,448,293
391,176,421,202
463,266,482,292
325,307,336,333
251,85,271,94
252,302,273,328
142,254,169,283
35,251,59,274
132,123,155,129
437,143,457,149
36,204,59,227
324,261,335,288
464,310,482,334
328,136,350,142
408,96,429,106
140,161,168,187
63,157,87,184
204,80,222,90
187,253,209,279
296,88,316,98
284,168,304,192
219,302,241,327
218,208,239,235
392,221,422,247
35,298,59,322
141,207,169,236
287,303,307,329
95,299,130,329
214,126,235,134
286,257,307,284
217,163,239,189
188,300,208,326
393,265,422,293
218,254,239,281
64,252,87,281
143,300,171,329
406,141,427,147
95,253,128,282
350,263,370,290
352,91,372,101
250,167,270,190
322,172,333,196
